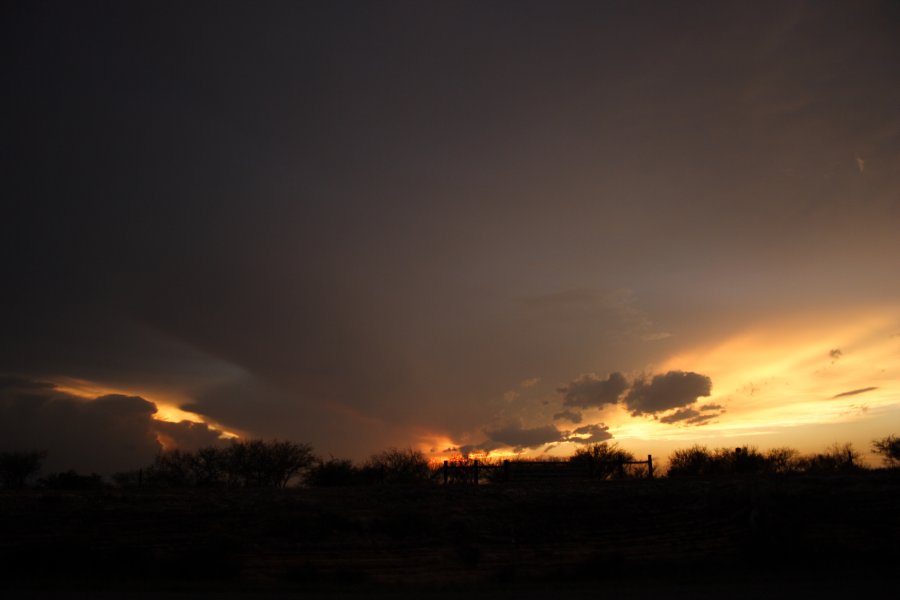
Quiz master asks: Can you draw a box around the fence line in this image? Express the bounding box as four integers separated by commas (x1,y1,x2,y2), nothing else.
441,455,654,484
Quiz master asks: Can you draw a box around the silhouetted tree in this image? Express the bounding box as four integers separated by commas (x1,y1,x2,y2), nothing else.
872,435,900,467
225,439,315,488
148,448,194,487
188,445,228,487
796,442,862,473
668,445,811,477
666,445,715,477
0,450,46,489
365,447,431,484
764,447,801,474
305,457,360,486
718,446,770,474
570,442,637,479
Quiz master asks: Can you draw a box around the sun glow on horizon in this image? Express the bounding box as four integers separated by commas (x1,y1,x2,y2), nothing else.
655,305,900,428
587,304,900,459
422,305,900,464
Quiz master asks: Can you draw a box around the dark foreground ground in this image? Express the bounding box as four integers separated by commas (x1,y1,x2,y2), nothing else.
1,471,898,598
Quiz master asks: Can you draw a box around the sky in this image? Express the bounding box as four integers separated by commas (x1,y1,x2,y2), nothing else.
3,1,900,474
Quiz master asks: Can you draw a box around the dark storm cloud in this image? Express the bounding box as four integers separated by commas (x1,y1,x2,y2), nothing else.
660,401,726,424
624,371,712,416
484,424,564,449
552,409,583,424
659,408,700,424
558,373,629,409
566,423,613,444
0,376,225,473
831,387,878,399
685,414,717,426
458,440,506,457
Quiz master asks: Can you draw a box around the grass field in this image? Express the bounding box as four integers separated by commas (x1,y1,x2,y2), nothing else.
1,471,897,597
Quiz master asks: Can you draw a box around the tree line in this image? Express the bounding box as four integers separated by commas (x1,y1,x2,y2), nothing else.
1,434,899,489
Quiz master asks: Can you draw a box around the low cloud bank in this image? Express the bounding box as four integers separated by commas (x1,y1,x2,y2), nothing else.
0,375,226,474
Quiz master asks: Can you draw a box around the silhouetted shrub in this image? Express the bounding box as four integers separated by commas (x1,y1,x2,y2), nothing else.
147,448,195,487
365,447,431,484
668,443,864,477
189,445,229,486
667,445,715,477
725,446,770,474
872,434,900,467
0,450,46,489
764,447,802,474
225,439,315,488
305,457,361,486
667,445,774,477
795,442,863,473
125,439,316,488
570,442,638,479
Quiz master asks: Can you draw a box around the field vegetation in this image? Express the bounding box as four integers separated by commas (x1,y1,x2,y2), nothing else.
2,436,899,491
1,437,898,592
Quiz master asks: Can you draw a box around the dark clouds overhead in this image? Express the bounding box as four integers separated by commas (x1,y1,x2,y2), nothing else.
624,371,713,416
554,369,717,426
558,373,629,409
484,423,564,450
553,409,583,424
658,403,724,425
567,423,613,444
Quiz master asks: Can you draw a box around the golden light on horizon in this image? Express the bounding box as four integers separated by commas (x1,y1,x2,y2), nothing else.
594,304,900,459
657,306,899,423
431,305,900,464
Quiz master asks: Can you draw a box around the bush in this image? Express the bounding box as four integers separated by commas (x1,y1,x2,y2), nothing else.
872,435,900,467
0,450,46,489
667,443,865,477
306,457,361,486
764,447,801,474
123,439,316,489
667,445,715,477
225,439,315,488
667,445,782,477
795,442,862,473
570,442,638,479
365,447,431,484
147,448,195,487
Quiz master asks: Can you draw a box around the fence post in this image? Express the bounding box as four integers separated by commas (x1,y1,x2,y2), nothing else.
504,459,510,482
474,459,479,485
618,459,625,479
647,455,653,479
443,460,449,485
138,468,143,488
